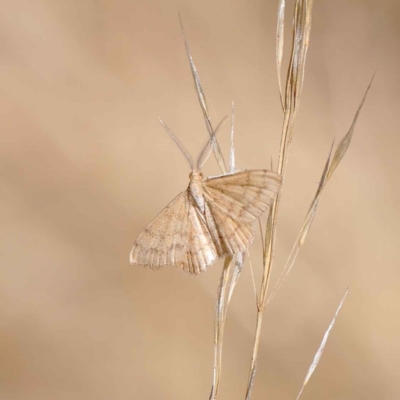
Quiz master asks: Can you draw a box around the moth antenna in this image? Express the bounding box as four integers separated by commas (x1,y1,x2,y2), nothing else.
158,118,194,170
196,116,228,170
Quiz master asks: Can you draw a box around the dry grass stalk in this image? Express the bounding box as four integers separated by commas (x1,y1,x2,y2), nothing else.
245,1,314,397
210,255,233,400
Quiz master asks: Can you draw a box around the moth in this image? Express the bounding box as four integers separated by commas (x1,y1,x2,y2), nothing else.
130,120,282,274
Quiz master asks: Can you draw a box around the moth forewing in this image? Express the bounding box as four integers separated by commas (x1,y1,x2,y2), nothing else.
129,191,189,269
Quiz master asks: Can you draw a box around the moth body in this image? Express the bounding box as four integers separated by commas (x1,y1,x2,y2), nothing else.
188,171,205,213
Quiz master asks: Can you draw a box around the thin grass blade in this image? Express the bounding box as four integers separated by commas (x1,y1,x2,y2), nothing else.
276,0,286,110
315,139,335,198
327,73,375,181
296,288,349,400
179,16,227,174
297,0,314,99
267,141,334,302
229,102,235,173
247,250,259,304
209,256,233,400
227,252,245,304
197,116,228,170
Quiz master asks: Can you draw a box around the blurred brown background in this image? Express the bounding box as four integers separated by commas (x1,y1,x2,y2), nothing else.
1,0,399,399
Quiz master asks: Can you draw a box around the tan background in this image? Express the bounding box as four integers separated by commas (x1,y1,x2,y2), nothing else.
1,0,399,399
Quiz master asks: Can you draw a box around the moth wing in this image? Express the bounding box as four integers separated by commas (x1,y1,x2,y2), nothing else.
130,191,219,274
203,170,281,254
129,192,190,270
184,202,219,274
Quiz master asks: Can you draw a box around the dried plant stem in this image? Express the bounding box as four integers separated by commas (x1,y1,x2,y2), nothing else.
209,254,245,400
244,311,262,399
210,256,233,400
245,1,314,397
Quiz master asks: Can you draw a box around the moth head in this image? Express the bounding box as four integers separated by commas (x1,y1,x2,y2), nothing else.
189,171,204,180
